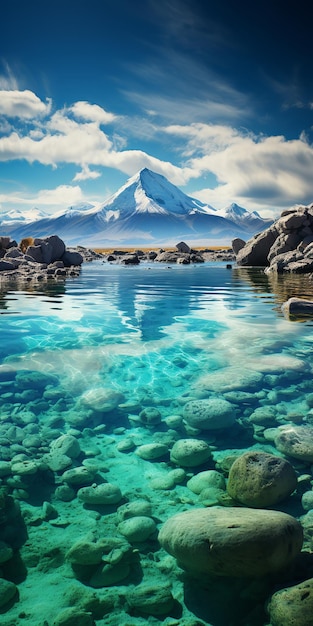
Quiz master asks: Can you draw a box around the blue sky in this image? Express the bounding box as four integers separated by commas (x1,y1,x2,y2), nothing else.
1,0,313,219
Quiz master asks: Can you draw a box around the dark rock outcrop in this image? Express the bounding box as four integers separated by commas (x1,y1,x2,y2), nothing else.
232,205,313,273
0,234,87,281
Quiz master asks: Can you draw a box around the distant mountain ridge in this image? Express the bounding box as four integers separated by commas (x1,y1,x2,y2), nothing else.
0,168,273,246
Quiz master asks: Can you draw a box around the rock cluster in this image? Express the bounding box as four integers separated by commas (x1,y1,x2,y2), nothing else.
0,234,86,281
104,242,235,265
233,204,313,273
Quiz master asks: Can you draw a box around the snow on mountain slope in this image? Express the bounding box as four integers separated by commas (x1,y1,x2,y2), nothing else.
218,203,273,232
0,169,271,246
0,208,48,223
98,168,217,219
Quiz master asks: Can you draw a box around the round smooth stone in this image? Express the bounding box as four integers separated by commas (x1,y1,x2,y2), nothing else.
170,438,212,467
159,506,303,577
77,483,122,505
187,470,226,494
226,451,298,507
118,516,157,542
183,398,236,430
61,466,97,485
80,387,124,412
135,443,168,460
275,425,313,462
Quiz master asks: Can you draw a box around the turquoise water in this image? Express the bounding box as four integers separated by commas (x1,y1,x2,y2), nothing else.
1,261,313,625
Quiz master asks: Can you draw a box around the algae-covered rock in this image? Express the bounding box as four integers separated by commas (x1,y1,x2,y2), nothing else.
159,506,303,577
50,434,81,459
138,407,162,425
275,425,313,462
170,438,212,467
127,583,175,616
0,578,18,609
61,466,97,486
226,451,298,507
118,515,157,542
183,398,236,430
77,483,122,505
267,578,313,626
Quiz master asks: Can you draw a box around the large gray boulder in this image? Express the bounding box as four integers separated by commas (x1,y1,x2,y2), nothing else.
234,204,313,273
235,226,278,266
159,506,303,577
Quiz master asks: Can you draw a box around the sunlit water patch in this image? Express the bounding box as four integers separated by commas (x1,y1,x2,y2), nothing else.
1,261,313,625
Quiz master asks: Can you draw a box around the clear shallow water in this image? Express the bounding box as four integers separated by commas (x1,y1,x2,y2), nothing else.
2,261,313,625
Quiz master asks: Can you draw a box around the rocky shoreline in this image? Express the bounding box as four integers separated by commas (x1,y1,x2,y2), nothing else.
0,236,235,282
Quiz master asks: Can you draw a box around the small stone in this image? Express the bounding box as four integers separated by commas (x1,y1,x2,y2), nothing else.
77,483,122,505
61,466,97,486
183,398,236,430
135,443,168,460
139,407,162,425
118,516,157,542
117,500,152,522
187,470,226,494
53,607,94,626
50,434,81,459
170,438,212,467
127,583,175,616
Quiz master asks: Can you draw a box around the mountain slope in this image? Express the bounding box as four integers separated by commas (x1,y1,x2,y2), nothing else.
0,169,272,246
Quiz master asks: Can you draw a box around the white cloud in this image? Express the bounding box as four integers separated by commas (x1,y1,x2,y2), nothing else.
164,122,313,214
0,89,51,119
70,101,117,124
0,184,83,209
73,165,101,181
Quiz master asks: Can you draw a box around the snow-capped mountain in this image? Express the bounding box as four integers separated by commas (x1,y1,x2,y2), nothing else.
218,203,273,232
0,169,272,246
0,207,48,224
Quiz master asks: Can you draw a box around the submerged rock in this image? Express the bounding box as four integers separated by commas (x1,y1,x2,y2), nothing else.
126,583,175,616
170,438,212,467
183,397,236,430
267,578,313,626
274,425,313,463
159,506,303,577
226,451,298,507
77,483,123,505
